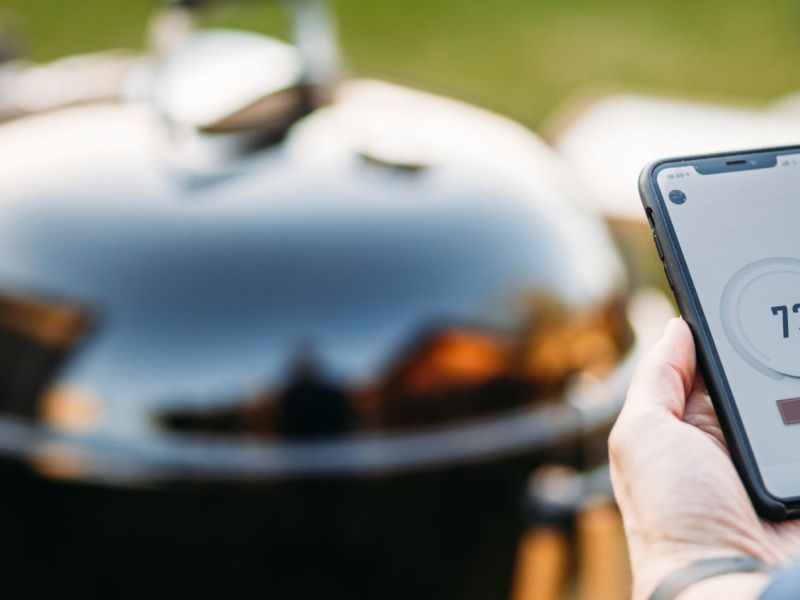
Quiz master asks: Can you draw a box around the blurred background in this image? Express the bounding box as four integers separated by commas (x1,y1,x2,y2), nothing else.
5,0,800,125
2,1,800,599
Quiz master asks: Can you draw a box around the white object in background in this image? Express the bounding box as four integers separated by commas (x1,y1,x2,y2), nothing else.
554,94,800,221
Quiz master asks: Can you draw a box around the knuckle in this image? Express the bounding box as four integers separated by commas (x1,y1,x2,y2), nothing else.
608,409,646,467
607,421,627,463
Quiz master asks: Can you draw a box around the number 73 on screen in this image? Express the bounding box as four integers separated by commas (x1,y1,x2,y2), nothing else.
772,305,800,339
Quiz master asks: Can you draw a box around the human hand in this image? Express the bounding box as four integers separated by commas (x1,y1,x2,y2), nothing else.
609,318,800,599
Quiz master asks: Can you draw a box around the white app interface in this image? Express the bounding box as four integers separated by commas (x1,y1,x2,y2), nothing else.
658,155,800,499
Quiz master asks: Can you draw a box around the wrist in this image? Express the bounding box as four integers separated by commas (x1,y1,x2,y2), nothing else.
636,552,777,600
635,548,739,599
676,571,771,600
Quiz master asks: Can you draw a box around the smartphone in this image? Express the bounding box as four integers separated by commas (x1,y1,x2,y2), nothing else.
640,145,800,520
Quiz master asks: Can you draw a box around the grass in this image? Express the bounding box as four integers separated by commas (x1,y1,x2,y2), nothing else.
3,0,800,128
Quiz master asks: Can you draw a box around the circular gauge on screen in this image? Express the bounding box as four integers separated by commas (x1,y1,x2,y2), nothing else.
721,258,800,380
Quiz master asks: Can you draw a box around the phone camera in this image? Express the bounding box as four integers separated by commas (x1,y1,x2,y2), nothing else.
669,190,687,205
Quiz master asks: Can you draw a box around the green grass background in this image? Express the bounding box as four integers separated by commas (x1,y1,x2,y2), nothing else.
3,0,800,129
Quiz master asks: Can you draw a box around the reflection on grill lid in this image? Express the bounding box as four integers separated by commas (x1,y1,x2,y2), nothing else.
0,290,89,418
0,78,629,442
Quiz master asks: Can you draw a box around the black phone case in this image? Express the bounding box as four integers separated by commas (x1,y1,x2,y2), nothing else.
639,146,800,521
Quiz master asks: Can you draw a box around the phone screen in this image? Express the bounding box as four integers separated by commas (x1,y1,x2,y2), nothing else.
657,154,800,499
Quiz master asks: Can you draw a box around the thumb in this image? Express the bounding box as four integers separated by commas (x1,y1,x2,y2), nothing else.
623,317,697,420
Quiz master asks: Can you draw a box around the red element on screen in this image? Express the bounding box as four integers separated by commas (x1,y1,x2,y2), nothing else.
777,398,800,425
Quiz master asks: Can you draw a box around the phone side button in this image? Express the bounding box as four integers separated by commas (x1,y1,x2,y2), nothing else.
663,264,675,290
645,208,656,231
653,233,665,260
